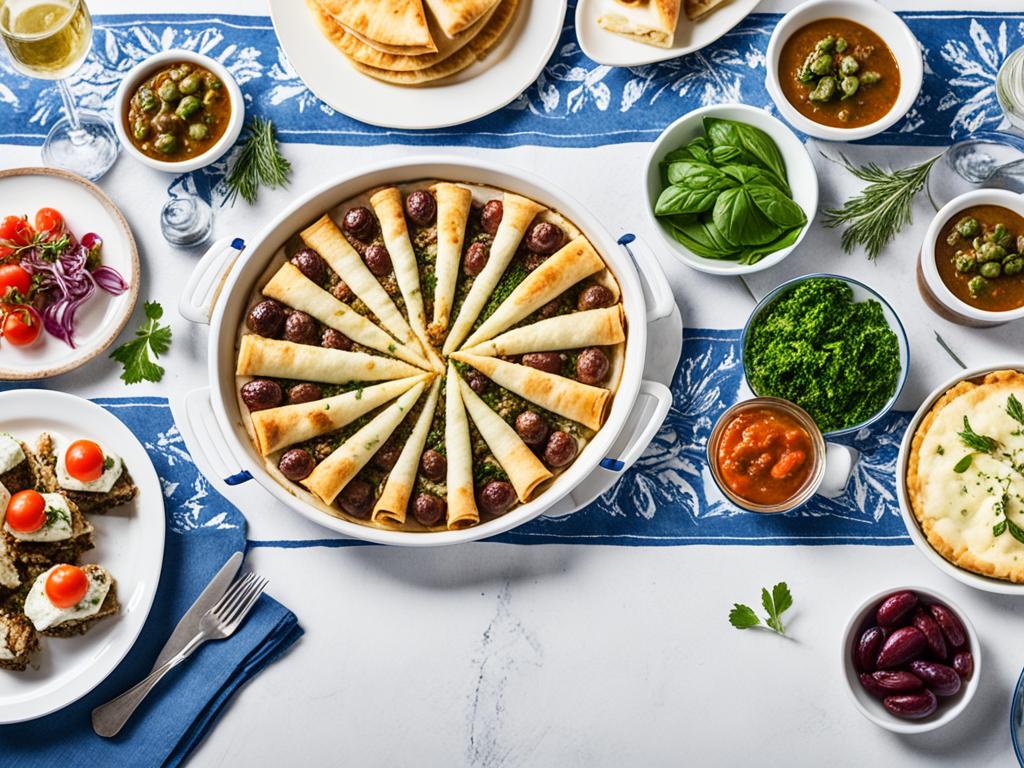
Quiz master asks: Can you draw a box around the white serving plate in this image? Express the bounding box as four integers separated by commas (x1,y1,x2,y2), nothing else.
0,390,164,724
0,168,139,380
575,0,762,67
896,362,1024,595
268,0,567,130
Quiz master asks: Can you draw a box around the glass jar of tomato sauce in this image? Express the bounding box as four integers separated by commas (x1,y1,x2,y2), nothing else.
707,397,857,513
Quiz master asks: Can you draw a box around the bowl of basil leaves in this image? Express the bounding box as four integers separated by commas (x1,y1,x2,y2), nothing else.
644,104,818,275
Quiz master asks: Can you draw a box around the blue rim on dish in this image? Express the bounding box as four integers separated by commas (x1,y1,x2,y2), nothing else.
1012,665,1024,766
739,272,911,439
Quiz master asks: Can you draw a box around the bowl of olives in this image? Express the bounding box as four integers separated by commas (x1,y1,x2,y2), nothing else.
114,49,244,173
842,586,980,733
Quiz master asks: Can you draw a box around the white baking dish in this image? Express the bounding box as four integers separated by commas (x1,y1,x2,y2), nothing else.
179,157,676,546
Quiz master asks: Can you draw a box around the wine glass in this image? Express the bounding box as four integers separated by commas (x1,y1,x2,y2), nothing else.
0,0,118,181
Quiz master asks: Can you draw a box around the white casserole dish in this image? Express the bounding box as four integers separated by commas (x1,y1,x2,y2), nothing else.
178,157,676,546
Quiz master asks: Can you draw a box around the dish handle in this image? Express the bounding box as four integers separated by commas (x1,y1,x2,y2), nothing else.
818,442,859,498
178,236,246,324
617,233,676,323
600,379,673,473
181,387,253,487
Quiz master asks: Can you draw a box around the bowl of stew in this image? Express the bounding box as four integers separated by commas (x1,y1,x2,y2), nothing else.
919,189,1024,327
765,0,923,141
113,49,244,173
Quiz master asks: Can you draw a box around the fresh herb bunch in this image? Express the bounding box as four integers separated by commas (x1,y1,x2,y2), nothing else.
110,301,173,384
822,153,941,260
744,278,901,433
654,117,807,265
224,117,292,206
729,582,793,636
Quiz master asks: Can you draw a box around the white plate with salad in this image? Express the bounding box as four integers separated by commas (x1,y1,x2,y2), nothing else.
0,168,138,380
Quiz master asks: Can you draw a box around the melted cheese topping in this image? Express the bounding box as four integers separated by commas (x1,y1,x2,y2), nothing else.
53,433,124,494
0,434,25,475
4,493,74,542
915,376,1024,576
24,565,111,631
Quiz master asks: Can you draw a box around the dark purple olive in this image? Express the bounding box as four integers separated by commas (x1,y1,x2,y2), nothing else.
343,206,376,240
465,370,488,395
331,280,355,303
576,347,610,385
405,190,436,227
420,449,447,482
854,626,885,672
928,604,967,650
284,311,318,345
953,651,974,680
480,199,503,235
858,671,923,698
514,411,549,446
543,431,578,468
246,299,285,338
908,661,961,697
537,299,561,319
883,690,938,720
876,626,928,669
478,480,516,516
240,379,283,411
364,243,392,276
287,383,322,405
278,449,315,481
463,241,488,276
525,221,565,255
412,493,446,527
522,352,562,375
577,284,614,311
911,608,948,660
290,248,326,284
876,590,919,628
373,444,401,472
339,479,373,518
321,328,353,351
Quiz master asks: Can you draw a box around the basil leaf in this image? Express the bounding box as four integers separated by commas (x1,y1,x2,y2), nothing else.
746,183,807,229
734,122,790,187
704,116,742,151
710,145,745,165
666,160,730,188
660,147,694,165
713,187,782,246
667,218,740,259
953,454,973,473
737,226,803,265
719,164,788,192
654,184,722,215
686,137,711,163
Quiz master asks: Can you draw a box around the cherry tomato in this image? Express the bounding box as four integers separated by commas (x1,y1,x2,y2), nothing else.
0,215,34,247
1,305,42,346
34,207,64,238
65,440,106,482
6,489,46,533
0,264,31,297
45,564,89,609
0,245,13,261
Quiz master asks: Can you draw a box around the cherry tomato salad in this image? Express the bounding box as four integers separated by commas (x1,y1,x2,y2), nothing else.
0,207,128,348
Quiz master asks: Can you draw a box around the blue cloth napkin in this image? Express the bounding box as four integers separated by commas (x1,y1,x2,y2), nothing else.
0,397,302,767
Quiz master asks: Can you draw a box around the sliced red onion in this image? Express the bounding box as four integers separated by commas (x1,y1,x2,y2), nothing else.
92,265,128,294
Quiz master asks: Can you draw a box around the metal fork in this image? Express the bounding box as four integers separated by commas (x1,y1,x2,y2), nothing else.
91,572,268,738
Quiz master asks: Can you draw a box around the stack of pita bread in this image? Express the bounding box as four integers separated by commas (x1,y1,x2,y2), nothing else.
597,0,731,49
308,0,520,85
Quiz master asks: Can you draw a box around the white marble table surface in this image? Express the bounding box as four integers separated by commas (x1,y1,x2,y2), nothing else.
5,0,1024,764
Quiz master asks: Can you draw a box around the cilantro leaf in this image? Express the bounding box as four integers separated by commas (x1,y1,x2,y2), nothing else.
772,582,793,616
729,604,760,630
1008,394,1024,426
110,301,172,384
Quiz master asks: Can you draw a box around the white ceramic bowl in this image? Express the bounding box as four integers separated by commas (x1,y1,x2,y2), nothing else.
643,103,818,276
841,586,981,734
765,0,923,142
113,50,244,173
918,189,1024,327
896,362,1024,595
181,157,675,546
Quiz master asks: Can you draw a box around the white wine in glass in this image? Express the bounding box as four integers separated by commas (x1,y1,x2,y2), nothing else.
0,0,118,180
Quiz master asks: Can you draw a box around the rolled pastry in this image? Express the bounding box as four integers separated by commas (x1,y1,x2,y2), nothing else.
445,363,479,529
236,336,422,383
463,306,625,357
430,182,473,337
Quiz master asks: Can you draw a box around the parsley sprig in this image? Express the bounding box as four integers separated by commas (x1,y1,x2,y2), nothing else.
729,582,793,636
110,301,172,384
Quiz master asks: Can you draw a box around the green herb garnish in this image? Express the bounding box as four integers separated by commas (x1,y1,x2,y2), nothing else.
110,301,173,384
953,454,973,473
957,416,998,453
1008,394,1024,426
729,582,793,636
224,117,291,206
822,153,941,260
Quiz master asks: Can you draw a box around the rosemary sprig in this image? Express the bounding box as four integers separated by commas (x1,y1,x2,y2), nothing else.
224,117,291,206
958,415,999,453
822,153,942,260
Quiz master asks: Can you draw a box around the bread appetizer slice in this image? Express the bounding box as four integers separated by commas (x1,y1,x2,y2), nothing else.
2,489,94,568
0,611,39,671
0,482,22,597
23,563,118,637
35,433,138,515
0,432,40,495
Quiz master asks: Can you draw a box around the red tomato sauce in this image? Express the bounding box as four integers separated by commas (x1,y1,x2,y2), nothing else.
716,407,814,505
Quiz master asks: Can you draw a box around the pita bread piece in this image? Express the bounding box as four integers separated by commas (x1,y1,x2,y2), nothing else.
315,0,437,54
597,0,681,48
